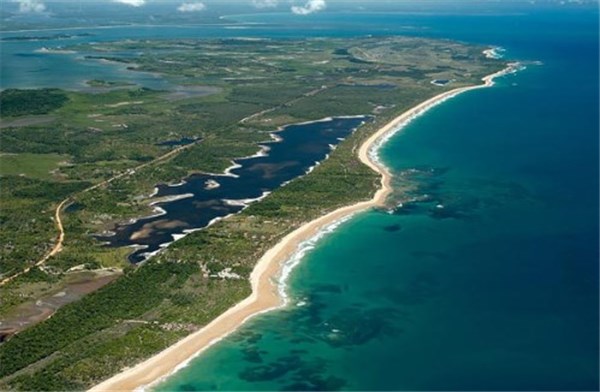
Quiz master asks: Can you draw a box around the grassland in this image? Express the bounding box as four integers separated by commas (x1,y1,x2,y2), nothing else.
0,36,503,390
0,153,68,179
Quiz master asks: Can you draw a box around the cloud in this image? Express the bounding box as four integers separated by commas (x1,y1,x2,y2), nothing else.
177,2,206,12
112,0,146,7
14,0,46,13
252,0,278,8
291,0,326,15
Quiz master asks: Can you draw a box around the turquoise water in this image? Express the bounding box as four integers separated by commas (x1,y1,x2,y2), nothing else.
157,6,599,392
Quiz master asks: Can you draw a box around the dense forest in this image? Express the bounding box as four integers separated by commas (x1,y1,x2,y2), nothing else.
1,89,69,117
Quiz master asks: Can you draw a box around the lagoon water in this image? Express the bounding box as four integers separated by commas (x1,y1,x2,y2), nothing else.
2,3,597,390
97,117,367,263
156,6,599,392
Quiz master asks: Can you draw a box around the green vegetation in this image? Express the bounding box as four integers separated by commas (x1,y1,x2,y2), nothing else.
0,89,69,117
0,153,68,179
85,79,135,88
0,176,90,276
0,36,503,390
0,262,197,378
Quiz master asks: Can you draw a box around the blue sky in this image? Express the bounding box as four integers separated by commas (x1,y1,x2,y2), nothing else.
2,0,596,19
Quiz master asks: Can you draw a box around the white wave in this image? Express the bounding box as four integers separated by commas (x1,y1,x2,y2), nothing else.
483,46,506,59
367,89,469,169
134,296,281,392
276,214,355,304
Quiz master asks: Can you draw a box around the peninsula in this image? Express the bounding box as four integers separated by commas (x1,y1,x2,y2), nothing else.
89,64,515,391
0,36,504,390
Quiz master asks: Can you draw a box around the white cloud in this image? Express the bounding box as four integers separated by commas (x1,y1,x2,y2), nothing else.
252,0,278,8
177,2,206,12
14,0,46,13
112,0,146,7
291,0,326,15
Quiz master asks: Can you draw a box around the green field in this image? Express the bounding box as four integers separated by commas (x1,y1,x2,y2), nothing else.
0,153,69,179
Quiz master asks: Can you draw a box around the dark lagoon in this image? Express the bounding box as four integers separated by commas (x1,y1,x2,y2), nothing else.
95,116,368,263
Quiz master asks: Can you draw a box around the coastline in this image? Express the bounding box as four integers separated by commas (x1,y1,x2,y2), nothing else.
89,65,513,392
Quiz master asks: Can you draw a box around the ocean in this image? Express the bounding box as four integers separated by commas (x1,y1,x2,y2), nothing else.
155,6,599,392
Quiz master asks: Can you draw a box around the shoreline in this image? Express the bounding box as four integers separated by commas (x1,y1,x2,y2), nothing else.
89,65,513,392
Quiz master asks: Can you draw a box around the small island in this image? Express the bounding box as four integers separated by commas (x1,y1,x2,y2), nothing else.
85,79,136,88
204,179,220,190
0,33,94,42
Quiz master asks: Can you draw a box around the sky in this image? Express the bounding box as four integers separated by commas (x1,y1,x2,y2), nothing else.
0,0,330,19
1,0,596,28
5,0,597,15
7,0,329,14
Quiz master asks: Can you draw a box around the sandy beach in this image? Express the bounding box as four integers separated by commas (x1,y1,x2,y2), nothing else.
89,66,513,392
